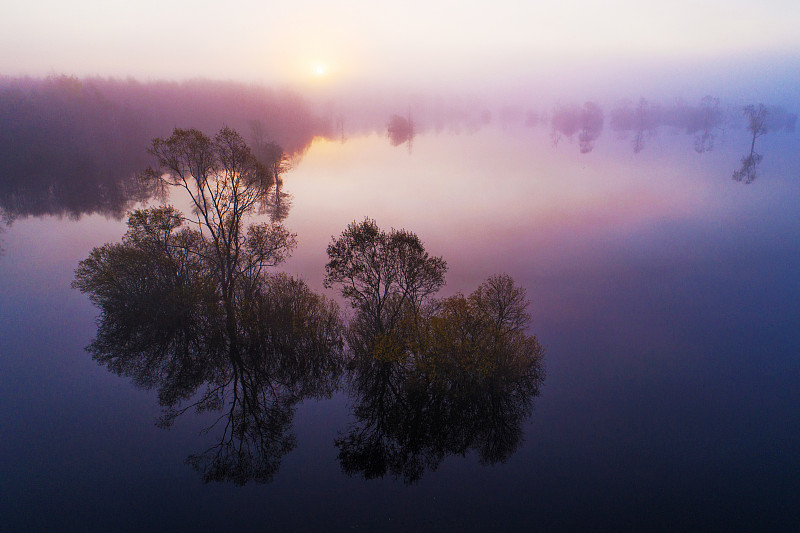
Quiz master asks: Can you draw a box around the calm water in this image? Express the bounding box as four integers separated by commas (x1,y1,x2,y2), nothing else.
2,125,800,531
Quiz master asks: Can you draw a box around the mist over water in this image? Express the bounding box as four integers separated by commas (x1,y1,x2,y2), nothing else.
2,69,796,224
1,62,800,531
3,0,800,526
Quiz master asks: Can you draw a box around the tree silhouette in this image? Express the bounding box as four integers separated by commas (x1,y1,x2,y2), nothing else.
578,102,604,153
550,102,604,153
140,127,296,355
324,218,447,338
387,113,415,152
74,207,343,484
630,98,658,154
693,96,722,153
732,104,768,184
337,275,544,483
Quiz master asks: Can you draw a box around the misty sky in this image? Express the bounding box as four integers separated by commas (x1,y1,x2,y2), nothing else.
3,0,800,99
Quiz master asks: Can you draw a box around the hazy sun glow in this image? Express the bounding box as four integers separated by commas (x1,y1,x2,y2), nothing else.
1,0,799,91
312,62,327,76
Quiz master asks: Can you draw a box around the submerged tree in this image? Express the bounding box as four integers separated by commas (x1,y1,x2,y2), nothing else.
550,102,604,153
550,104,581,147
249,121,294,223
630,98,656,154
692,95,722,154
578,102,604,154
74,127,345,484
732,104,768,184
325,220,544,483
336,274,544,483
610,98,658,154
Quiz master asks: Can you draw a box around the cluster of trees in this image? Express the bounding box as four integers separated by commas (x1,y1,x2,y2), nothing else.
378,95,795,163
73,127,544,485
550,102,604,153
74,208,343,483
74,127,342,483
325,219,544,482
379,96,792,183
547,97,796,157
0,76,152,218
609,96,727,153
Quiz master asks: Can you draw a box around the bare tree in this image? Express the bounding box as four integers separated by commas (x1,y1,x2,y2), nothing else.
141,127,296,352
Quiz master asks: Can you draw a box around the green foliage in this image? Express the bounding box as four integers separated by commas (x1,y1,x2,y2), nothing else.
416,275,543,385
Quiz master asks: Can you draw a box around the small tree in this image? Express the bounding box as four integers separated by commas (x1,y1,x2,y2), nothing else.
733,104,768,183
324,218,447,336
387,114,414,149
578,101,604,154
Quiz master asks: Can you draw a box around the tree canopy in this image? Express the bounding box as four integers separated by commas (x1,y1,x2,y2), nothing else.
324,218,447,336
74,167,545,484
74,206,343,485
139,127,297,351
337,274,544,483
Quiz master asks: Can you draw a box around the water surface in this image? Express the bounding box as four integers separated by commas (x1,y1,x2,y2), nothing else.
2,124,799,531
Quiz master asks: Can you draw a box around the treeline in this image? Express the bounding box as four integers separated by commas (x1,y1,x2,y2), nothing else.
377,95,796,154
0,75,327,219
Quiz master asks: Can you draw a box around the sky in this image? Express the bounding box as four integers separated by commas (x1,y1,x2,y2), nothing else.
2,0,800,100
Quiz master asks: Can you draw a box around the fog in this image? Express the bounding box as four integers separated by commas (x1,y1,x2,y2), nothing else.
1,72,796,221
0,76,326,219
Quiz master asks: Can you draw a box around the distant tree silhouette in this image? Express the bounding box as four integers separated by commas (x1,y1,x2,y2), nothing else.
550,104,581,147
693,96,722,153
551,102,604,153
733,104,768,183
250,120,294,222
578,102,604,153
387,113,415,151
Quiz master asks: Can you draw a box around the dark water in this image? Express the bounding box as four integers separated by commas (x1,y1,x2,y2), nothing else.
2,124,799,531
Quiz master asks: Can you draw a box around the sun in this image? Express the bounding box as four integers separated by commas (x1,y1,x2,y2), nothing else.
312,61,327,77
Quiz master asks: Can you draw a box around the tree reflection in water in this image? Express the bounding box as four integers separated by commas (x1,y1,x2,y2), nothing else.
74,208,344,484
325,220,544,483
337,279,545,483
732,104,768,184
74,211,544,485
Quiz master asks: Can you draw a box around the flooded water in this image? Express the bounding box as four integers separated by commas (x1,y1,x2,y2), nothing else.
2,123,800,531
